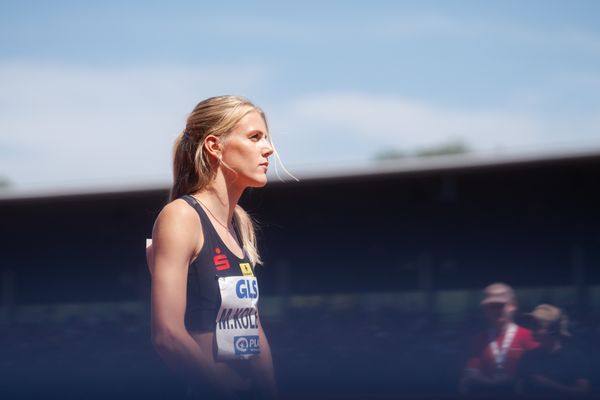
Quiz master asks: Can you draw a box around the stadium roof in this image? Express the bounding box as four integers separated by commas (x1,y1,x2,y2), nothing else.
2,146,600,201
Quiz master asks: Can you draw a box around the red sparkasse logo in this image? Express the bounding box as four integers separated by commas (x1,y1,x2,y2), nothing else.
213,247,230,270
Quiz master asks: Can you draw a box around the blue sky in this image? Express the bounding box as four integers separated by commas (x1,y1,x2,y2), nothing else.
1,1,600,190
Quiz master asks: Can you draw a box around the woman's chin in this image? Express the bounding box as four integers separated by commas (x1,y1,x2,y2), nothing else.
253,179,268,188
246,175,268,188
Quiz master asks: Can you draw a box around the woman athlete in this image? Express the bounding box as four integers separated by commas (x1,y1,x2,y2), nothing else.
147,96,277,399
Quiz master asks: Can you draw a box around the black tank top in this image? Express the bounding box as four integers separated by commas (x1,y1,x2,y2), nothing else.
181,195,255,332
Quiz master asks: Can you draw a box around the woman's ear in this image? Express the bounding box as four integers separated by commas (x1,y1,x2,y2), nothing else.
204,134,222,159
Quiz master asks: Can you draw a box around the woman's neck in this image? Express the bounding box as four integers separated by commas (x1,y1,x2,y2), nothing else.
195,175,244,225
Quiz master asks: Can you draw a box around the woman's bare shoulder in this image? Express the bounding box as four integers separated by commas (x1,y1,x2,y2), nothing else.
153,198,202,244
158,198,197,220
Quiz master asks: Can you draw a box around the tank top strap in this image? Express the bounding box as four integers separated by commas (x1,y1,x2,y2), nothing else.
181,195,216,236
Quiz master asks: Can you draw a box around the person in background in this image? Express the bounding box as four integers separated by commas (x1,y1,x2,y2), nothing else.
517,304,590,397
459,282,538,395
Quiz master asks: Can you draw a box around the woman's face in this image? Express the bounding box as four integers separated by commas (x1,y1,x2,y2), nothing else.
220,110,273,188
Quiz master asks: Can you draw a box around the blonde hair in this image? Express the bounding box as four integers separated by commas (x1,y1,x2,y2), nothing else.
170,95,265,265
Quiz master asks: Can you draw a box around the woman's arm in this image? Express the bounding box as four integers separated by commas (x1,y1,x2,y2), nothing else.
150,200,234,396
250,320,277,399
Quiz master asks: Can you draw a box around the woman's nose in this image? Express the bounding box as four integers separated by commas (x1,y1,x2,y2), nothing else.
263,142,274,157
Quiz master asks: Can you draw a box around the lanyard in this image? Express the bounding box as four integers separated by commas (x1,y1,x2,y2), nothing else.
489,322,517,370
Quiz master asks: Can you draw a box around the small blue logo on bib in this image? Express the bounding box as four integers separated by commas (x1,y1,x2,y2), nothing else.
234,335,260,355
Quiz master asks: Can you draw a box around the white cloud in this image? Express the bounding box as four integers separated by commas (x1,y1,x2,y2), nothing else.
267,92,600,173
285,92,543,151
1,64,599,190
0,63,269,189
255,90,600,173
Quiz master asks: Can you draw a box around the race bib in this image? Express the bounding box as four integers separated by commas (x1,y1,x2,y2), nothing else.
215,276,260,360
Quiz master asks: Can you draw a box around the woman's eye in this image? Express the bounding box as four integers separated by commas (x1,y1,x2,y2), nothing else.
250,134,260,141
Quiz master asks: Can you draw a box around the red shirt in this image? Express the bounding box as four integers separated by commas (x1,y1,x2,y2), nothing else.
466,324,539,378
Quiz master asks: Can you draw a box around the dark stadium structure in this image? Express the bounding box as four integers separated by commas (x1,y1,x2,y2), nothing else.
1,149,599,399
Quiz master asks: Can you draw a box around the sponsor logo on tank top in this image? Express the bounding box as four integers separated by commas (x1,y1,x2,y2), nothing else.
236,278,258,298
239,262,253,276
213,247,230,270
234,335,260,356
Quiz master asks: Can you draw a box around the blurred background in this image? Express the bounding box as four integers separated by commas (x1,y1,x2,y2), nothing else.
1,0,600,398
